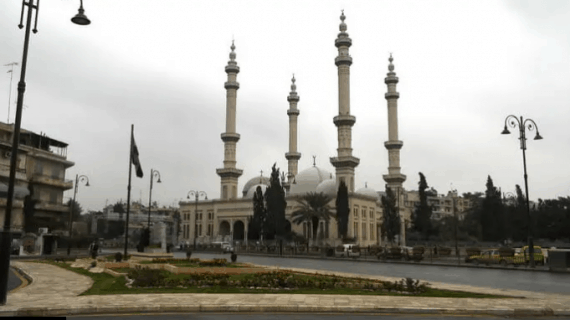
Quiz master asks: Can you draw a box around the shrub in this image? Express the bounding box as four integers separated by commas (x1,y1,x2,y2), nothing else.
128,266,168,288
326,248,334,257
186,250,192,259
115,252,123,262
90,261,97,268
199,259,227,267
231,253,237,262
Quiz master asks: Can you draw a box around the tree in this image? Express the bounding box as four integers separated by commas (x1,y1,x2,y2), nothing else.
381,187,400,244
480,176,505,241
335,181,350,239
292,192,335,241
459,192,484,240
248,186,266,241
65,199,83,233
264,163,287,240
412,172,433,240
23,186,39,233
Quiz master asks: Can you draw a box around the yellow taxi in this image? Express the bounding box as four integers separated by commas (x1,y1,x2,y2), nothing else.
514,246,545,265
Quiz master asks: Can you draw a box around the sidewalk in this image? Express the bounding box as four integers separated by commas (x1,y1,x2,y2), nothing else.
1,260,569,317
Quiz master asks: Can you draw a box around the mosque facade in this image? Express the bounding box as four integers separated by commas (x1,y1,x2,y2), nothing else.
179,12,410,248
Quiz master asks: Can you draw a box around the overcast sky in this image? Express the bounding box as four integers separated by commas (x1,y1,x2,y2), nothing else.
1,0,569,212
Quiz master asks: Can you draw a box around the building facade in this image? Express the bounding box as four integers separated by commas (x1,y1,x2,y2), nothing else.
0,122,74,236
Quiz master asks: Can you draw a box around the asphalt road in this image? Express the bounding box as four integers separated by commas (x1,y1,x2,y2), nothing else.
7,268,22,292
177,252,570,294
68,313,561,320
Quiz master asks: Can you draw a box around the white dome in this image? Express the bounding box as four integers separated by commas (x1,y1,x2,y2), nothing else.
356,185,380,201
289,166,333,195
245,184,268,198
242,175,270,197
315,179,337,198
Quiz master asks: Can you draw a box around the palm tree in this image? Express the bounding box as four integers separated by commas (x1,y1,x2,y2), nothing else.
291,192,335,242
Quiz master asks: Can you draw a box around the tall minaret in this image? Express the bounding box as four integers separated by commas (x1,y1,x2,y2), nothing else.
383,54,406,190
216,41,243,200
330,11,359,192
284,75,301,193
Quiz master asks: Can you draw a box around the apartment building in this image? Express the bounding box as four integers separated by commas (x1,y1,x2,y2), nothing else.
403,190,473,221
0,122,74,235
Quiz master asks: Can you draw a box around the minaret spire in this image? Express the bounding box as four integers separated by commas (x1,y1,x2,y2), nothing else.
330,11,359,192
383,53,406,190
216,41,243,200
284,74,301,192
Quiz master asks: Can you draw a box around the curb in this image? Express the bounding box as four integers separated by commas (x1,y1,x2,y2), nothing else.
2,304,568,317
7,266,32,294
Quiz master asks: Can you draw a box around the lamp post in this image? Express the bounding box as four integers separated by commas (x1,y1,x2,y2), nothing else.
0,0,90,305
146,169,161,248
450,185,459,264
187,191,207,249
502,115,543,268
68,174,89,240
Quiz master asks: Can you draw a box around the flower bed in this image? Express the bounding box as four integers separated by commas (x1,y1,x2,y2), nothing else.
125,268,432,295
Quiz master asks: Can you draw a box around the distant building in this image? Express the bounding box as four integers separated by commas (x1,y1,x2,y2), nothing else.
91,202,180,246
403,190,474,221
0,121,74,236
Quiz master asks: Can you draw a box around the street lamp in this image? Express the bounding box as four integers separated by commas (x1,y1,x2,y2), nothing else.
502,115,543,268
0,0,91,305
450,184,459,264
187,191,207,249
146,169,161,248
68,174,90,239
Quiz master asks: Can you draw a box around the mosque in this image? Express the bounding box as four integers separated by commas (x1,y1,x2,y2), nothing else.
179,12,409,247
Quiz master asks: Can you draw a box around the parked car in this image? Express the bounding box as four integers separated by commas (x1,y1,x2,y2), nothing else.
469,249,512,266
335,244,361,258
212,242,234,253
515,245,545,265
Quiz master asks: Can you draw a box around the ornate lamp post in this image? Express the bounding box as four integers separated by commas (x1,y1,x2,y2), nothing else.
68,174,90,238
146,169,161,248
502,115,543,268
0,1,91,305
187,191,207,249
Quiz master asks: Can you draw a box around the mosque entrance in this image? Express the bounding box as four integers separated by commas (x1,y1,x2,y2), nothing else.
219,221,230,238
233,220,245,240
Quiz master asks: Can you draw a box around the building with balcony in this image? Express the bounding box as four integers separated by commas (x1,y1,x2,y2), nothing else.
91,202,180,246
0,121,74,236
403,190,474,221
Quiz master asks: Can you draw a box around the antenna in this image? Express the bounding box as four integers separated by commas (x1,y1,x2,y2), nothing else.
4,62,18,123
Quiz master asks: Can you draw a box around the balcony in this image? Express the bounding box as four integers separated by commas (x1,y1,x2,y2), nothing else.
30,174,73,190
35,201,69,212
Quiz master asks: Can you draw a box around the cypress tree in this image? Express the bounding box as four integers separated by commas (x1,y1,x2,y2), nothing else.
335,181,349,239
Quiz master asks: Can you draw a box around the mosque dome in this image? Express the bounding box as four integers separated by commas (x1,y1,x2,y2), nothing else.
242,175,270,197
315,179,337,198
289,166,333,195
356,184,380,201
245,184,268,198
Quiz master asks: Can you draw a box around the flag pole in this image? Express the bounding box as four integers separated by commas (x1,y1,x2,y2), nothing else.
124,124,134,257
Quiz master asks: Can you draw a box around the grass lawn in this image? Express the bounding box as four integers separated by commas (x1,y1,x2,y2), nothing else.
31,260,513,299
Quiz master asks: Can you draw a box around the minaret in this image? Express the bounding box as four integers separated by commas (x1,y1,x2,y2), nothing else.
383,54,406,190
216,41,243,200
284,75,301,193
330,11,359,192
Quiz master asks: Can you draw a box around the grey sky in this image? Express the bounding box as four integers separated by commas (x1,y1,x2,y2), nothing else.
1,0,569,212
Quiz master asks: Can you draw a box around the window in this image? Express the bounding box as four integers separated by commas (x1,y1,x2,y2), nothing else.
362,222,367,240
35,162,43,174
370,223,375,240
354,222,358,238
361,207,366,219
369,210,374,219
354,206,359,219
199,224,202,236
49,190,57,203
51,165,61,179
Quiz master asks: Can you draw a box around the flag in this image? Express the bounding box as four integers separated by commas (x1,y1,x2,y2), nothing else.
131,135,144,178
